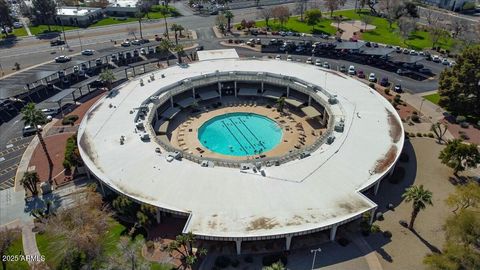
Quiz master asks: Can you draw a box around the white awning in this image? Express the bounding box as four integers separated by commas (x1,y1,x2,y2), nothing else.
198,90,219,100
285,97,303,107
301,106,321,118
161,107,181,119
263,90,283,99
238,88,258,96
177,97,196,108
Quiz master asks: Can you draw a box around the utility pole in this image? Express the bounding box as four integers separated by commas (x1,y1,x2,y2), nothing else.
77,30,83,51
60,19,68,47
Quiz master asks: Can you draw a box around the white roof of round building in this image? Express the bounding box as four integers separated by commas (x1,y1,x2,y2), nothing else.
78,56,404,239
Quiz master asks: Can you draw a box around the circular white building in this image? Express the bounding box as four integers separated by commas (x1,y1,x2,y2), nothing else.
78,50,404,254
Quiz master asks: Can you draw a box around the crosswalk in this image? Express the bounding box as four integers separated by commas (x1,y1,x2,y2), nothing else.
0,136,32,191
0,177,15,190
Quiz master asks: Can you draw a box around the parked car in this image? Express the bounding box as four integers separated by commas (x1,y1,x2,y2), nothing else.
140,48,147,55
131,39,141,45
196,45,204,51
275,54,281,60
432,55,440,62
394,84,402,93
133,49,139,57
41,108,58,117
448,61,456,67
348,65,356,75
61,77,70,85
442,58,449,65
396,68,411,75
148,47,155,54
154,35,162,41
418,68,432,74
95,58,103,66
357,70,365,78
58,70,65,78
111,54,118,62
73,65,79,74
395,46,401,53
380,77,389,86
340,65,347,73
23,125,42,136
81,49,95,56
322,62,330,69
286,55,293,61
121,41,131,47
54,55,71,63
315,58,322,66
306,57,313,64
80,63,88,70
13,22,23,28
368,73,376,82
78,70,86,77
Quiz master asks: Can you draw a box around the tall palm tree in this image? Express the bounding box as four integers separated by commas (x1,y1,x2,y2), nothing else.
158,39,174,65
170,23,180,45
99,69,115,90
402,185,433,230
159,6,170,39
21,171,40,196
21,103,53,183
224,10,234,32
135,11,144,40
173,44,184,64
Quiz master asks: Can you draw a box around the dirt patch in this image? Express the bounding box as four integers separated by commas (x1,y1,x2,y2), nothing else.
373,145,398,173
246,217,279,231
387,110,403,143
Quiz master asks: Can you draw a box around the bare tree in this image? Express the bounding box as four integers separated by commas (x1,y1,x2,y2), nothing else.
0,227,21,270
431,122,448,144
379,0,418,29
272,6,290,28
423,8,439,26
429,20,448,49
215,13,226,33
295,0,309,21
458,22,480,47
324,0,347,17
258,7,273,28
398,17,416,45
448,17,467,38
360,13,373,31
107,236,150,270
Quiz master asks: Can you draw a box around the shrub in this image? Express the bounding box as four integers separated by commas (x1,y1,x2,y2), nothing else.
383,231,392,238
394,94,401,103
231,259,240,267
63,135,80,169
460,133,470,140
416,132,422,137
215,255,231,268
456,115,466,123
337,237,350,246
262,254,287,267
371,224,381,233
428,133,434,138
244,255,253,263
412,111,418,115
384,88,390,95
369,82,375,89
409,132,416,137
62,114,79,125
146,240,155,250
388,166,405,184
411,114,420,122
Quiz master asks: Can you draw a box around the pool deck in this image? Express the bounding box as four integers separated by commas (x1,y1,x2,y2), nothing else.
169,99,324,160
78,57,404,239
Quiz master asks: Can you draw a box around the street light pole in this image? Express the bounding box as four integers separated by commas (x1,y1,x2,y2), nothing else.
77,30,83,51
419,98,425,115
310,248,322,270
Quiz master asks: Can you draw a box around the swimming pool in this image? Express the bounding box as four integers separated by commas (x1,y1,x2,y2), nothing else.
198,112,283,156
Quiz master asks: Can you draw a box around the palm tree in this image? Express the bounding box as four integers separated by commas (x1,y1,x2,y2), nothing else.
21,171,40,196
224,10,234,32
402,185,433,230
135,11,144,40
173,44,185,64
99,69,116,90
276,97,286,112
177,24,185,37
159,6,170,39
263,261,285,270
21,103,53,183
157,39,174,65
170,23,180,45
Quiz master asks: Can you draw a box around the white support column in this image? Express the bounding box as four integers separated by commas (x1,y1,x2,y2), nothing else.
170,95,173,107
234,81,237,97
285,235,292,250
261,81,264,92
330,224,338,241
156,208,161,224
374,179,381,195
155,109,158,121
86,168,91,180
97,178,106,196
388,163,395,177
369,207,377,225
323,110,328,124
192,88,196,99
308,96,312,106
235,239,242,255
286,86,290,97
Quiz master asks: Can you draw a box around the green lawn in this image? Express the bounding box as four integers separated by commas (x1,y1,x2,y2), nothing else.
28,24,79,36
12,27,28,37
90,17,138,27
423,93,441,105
244,9,454,50
4,236,30,270
36,219,173,269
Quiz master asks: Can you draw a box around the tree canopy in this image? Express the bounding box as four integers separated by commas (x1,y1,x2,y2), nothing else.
305,9,322,31
439,139,480,175
0,0,13,35
31,0,57,31
438,45,480,117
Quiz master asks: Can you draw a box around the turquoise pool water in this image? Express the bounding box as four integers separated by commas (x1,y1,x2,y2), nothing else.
198,113,283,156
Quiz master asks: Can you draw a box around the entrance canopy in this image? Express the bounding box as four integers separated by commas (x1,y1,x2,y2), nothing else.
198,90,219,100
238,88,258,96
301,106,321,118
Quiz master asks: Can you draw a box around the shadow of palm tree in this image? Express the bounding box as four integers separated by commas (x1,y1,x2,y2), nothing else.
410,229,441,254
